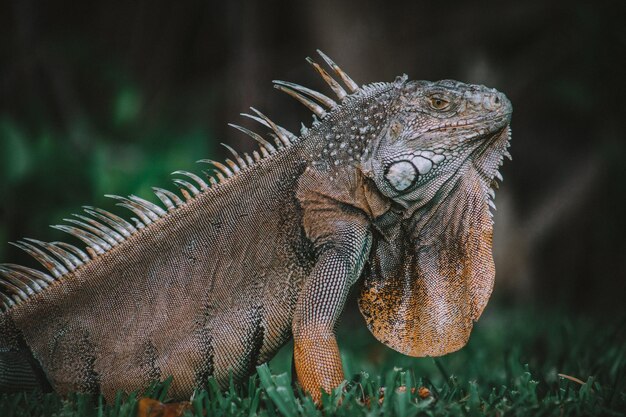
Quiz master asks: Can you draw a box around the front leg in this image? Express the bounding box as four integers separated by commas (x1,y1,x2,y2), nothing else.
292,222,371,403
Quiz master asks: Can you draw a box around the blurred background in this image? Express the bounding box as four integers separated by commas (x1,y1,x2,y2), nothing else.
1,0,625,319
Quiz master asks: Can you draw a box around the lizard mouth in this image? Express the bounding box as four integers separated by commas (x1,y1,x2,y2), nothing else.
425,112,512,136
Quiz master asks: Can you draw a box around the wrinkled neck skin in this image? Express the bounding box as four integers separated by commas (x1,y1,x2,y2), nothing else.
294,84,399,224
405,125,510,239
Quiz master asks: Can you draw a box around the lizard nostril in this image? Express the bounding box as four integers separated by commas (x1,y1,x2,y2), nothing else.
483,94,501,110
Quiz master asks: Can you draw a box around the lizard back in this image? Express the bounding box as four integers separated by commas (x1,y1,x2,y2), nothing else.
4,142,316,398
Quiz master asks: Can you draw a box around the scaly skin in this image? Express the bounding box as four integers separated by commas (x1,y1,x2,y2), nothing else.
0,53,512,403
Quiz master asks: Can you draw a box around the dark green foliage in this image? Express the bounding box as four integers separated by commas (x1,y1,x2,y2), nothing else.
2,308,624,416
0,110,213,266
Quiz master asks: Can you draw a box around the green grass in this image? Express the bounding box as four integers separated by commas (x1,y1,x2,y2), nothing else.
2,307,625,417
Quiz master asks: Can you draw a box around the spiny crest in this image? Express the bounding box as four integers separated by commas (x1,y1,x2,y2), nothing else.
0,50,361,311
485,127,512,221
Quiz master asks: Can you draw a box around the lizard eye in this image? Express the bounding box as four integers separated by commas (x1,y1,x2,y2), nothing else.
429,96,450,110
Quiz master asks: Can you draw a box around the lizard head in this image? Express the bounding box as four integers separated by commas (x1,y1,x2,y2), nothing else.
358,76,513,357
362,77,512,209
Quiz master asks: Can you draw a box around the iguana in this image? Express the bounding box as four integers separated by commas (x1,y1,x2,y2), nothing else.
0,51,512,403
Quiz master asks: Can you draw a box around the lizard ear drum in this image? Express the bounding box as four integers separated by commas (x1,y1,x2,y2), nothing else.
358,166,495,357
384,161,418,192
